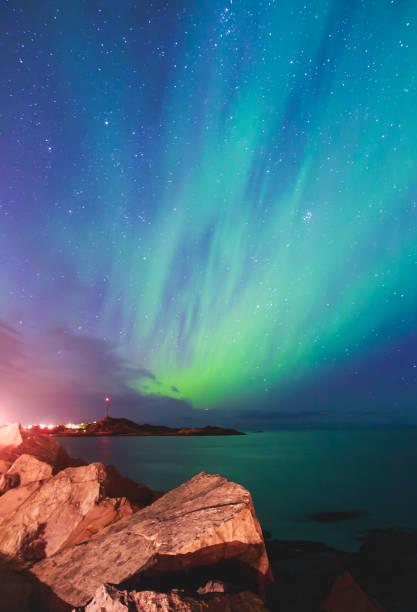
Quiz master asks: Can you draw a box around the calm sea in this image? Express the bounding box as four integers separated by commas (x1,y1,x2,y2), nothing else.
59,428,417,551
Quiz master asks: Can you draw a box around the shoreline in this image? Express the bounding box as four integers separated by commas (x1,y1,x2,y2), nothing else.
53,431,245,437
1,423,416,611
31,417,246,438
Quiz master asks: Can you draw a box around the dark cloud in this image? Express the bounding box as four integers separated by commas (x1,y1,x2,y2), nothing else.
50,327,156,391
0,320,24,373
0,323,195,426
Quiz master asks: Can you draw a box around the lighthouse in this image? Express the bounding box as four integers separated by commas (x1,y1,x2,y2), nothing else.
104,396,110,419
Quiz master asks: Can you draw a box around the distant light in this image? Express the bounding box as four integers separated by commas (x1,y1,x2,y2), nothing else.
105,396,110,402
47,424,54,430
39,424,46,429
65,423,80,430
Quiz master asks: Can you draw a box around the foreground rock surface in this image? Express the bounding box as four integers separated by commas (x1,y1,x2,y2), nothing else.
264,538,386,612
0,422,82,473
0,422,22,451
8,453,53,485
266,541,346,611
1,423,400,611
0,556,32,612
84,583,268,612
0,462,137,560
350,528,417,612
31,472,271,610
319,571,383,612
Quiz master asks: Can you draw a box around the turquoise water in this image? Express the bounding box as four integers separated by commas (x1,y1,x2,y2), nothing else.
59,429,417,551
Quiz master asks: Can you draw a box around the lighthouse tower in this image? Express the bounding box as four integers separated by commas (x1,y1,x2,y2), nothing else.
104,396,110,419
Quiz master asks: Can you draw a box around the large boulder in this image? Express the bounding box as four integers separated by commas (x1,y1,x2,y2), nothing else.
31,472,271,611
0,423,22,453
7,454,53,486
0,462,136,561
0,423,83,474
84,583,268,612
0,480,41,519
12,429,81,473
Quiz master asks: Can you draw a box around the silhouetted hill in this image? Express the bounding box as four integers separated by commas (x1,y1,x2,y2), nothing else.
54,417,245,437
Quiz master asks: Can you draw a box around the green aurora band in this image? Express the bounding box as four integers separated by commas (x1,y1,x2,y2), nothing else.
46,1,417,412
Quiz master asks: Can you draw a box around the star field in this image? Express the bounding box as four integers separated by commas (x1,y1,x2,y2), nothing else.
0,0,416,426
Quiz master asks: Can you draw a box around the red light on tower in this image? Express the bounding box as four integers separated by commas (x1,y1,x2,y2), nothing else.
104,396,110,419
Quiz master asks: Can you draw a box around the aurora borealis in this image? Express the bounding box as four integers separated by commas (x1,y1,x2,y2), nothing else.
1,0,417,426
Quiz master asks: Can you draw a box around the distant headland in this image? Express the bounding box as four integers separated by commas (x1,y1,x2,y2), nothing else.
23,416,245,437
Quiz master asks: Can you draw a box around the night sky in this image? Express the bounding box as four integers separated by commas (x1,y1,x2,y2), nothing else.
1,0,416,427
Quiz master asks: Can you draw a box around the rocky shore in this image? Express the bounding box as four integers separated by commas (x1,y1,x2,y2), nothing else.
0,422,415,611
